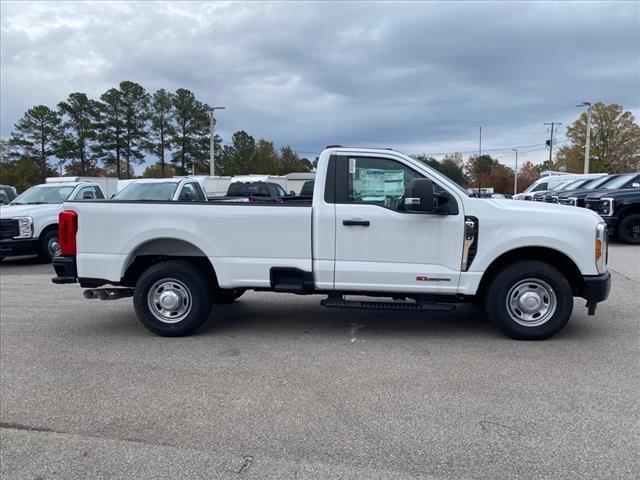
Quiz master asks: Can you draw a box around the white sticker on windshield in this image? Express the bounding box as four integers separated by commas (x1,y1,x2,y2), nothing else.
349,158,356,174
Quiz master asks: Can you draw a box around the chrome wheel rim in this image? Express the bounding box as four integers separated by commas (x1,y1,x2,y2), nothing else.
147,278,192,324
506,278,557,327
48,237,61,257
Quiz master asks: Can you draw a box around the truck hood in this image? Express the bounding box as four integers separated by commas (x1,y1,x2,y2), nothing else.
585,188,639,201
0,203,61,219
483,197,601,218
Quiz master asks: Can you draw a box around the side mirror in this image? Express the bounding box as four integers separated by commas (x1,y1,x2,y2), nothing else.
631,182,640,189
290,190,296,196
404,179,435,213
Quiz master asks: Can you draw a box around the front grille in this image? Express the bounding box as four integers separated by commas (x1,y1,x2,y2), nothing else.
0,219,19,239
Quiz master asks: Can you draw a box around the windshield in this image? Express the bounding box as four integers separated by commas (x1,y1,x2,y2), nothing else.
114,182,178,201
12,185,75,204
582,176,613,189
559,179,589,191
604,173,638,189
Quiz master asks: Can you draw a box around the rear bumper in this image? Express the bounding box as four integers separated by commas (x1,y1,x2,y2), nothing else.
0,238,38,257
578,271,611,304
51,256,77,284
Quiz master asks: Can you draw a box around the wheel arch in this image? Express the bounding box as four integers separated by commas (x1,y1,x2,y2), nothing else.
121,237,218,287
38,223,58,239
476,246,583,298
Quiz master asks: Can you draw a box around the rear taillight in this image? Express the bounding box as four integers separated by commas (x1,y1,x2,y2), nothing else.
59,210,77,256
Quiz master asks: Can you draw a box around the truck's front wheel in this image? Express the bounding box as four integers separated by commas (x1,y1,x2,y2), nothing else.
484,261,573,340
133,260,213,336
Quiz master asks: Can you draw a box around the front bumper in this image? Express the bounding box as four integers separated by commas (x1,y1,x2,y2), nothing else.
0,238,38,257
578,271,611,314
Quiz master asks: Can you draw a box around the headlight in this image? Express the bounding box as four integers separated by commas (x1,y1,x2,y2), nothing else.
567,197,578,206
13,216,33,239
595,222,608,274
599,198,614,216
550,196,559,203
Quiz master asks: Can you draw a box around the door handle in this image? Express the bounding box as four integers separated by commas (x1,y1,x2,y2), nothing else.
343,219,370,227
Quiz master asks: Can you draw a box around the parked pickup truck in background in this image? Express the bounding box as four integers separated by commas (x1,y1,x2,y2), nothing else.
114,178,208,202
52,147,611,340
1,179,112,262
557,173,640,207
585,185,640,244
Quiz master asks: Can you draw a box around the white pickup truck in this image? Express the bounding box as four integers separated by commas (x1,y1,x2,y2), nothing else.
1,180,113,262
52,147,611,340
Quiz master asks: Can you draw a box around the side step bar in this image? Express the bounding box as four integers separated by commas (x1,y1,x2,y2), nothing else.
321,295,456,312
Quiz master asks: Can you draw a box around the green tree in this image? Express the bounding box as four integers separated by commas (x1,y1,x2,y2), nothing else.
466,154,494,188
253,139,281,174
219,130,257,175
171,88,209,175
94,88,126,178
280,146,312,174
413,154,467,186
57,92,101,176
147,89,175,178
8,105,62,176
142,162,176,178
555,103,640,173
119,81,150,178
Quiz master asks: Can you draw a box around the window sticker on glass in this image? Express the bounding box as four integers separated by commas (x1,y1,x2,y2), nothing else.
349,158,356,174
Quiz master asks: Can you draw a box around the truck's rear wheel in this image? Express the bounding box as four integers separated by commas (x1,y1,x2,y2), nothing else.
212,288,245,303
133,260,213,336
37,229,61,263
484,261,573,340
617,213,640,245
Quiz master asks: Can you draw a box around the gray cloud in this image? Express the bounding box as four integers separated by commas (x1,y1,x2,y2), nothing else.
1,1,638,168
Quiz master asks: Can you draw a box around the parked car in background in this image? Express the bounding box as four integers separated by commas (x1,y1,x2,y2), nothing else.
299,179,315,196
513,174,589,200
0,181,109,262
216,180,290,203
113,178,207,202
585,182,640,244
533,175,606,203
0,185,17,205
557,173,640,207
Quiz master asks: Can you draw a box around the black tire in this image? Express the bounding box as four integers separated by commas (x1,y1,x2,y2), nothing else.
617,213,640,245
37,229,61,263
133,260,213,337
212,288,245,303
484,261,573,340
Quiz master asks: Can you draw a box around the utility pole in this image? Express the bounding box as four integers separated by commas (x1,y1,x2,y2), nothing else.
577,102,592,173
511,148,518,195
208,106,226,176
543,122,561,167
477,126,482,197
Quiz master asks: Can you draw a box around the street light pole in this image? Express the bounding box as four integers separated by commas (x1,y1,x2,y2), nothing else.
477,126,482,197
511,148,518,195
208,106,226,176
577,102,592,173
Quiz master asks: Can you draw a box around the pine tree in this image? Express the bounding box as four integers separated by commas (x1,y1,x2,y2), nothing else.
171,89,210,175
9,105,62,176
57,93,101,176
94,88,126,178
147,89,175,178
119,81,150,178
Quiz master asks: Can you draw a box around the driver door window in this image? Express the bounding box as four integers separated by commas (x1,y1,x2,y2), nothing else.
346,157,422,211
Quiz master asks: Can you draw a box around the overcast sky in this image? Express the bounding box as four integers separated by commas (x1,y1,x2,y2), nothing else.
1,1,639,169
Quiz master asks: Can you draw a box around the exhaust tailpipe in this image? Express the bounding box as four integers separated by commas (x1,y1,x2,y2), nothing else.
83,288,134,301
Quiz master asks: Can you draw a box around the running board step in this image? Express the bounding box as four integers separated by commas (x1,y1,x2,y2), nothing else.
321,297,455,312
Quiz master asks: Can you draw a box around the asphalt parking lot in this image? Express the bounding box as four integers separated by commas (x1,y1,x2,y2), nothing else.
1,244,638,480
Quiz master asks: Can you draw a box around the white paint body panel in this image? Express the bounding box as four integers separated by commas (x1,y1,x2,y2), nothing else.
68,148,604,296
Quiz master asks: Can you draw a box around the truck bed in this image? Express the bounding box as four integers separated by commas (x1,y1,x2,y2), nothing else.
67,200,313,288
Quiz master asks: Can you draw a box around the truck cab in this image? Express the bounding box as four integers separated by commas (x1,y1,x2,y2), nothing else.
585,181,640,244
0,181,108,262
